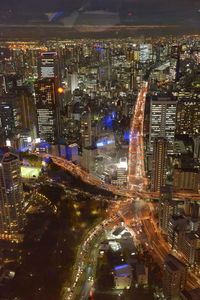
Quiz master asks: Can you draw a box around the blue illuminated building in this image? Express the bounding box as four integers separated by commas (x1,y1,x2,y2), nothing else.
103,115,113,129
96,139,114,147
124,131,130,142
114,264,129,271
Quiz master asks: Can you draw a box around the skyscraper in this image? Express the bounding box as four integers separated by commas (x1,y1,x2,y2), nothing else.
15,88,37,141
163,254,187,300
176,98,200,137
0,97,16,142
0,148,24,239
159,185,179,234
193,136,200,161
35,51,62,142
151,137,167,192
0,94,21,145
34,79,60,143
117,165,127,186
173,168,200,193
38,51,58,79
168,215,188,250
80,110,96,148
149,96,177,152
181,232,200,265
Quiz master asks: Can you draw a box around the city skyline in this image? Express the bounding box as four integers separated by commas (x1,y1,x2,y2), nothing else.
0,20,200,300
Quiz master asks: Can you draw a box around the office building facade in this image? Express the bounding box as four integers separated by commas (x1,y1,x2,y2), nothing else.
35,51,61,142
176,98,200,137
163,254,187,300
181,232,200,265
151,137,167,192
149,96,177,152
0,149,24,239
38,51,58,79
34,79,60,142
173,168,200,193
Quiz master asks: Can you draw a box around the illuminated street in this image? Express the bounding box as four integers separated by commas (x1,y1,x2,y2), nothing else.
28,84,200,299
62,216,120,300
60,83,200,297
0,13,200,300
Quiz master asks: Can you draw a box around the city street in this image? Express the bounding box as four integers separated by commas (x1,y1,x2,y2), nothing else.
62,216,120,300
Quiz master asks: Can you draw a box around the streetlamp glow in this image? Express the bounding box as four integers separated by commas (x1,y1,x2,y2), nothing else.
58,87,64,93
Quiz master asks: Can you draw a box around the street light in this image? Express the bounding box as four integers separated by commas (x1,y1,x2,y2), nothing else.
58,87,64,93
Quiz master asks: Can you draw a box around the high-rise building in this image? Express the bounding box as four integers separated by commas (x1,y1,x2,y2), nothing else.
181,232,200,265
34,79,60,142
81,146,97,173
168,215,188,250
0,148,24,239
80,111,95,148
149,96,177,152
67,72,78,94
0,94,21,144
36,51,62,142
184,201,200,219
176,98,200,137
173,168,200,193
16,88,37,138
139,44,153,63
116,167,127,186
67,143,79,163
0,98,16,141
38,51,58,79
193,137,200,161
12,49,25,78
25,49,39,77
159,186,179,234
163,254,187,300
151,137,167,192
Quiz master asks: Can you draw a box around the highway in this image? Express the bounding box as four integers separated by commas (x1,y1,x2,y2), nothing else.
128,81,148,192
125,82,200,289
136,203,200,289
62,215,120,300
37,153,200,201
36,83,200,297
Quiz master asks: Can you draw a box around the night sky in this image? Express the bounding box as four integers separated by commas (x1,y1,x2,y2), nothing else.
0,0,199,28
0,0,199,13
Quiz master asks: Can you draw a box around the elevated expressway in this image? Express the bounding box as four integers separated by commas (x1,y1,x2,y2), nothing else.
40,82,200,298
128,82,148,192
39,81,200,202
40,154,200,200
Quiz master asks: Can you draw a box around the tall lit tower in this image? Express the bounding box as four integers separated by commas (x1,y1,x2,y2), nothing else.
176,98,200,137
35,51,61,142
0,148,24,239
149,96,177,152
151,137,167,192
171,45,181,83
38,51,58,79
34,79,60,142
